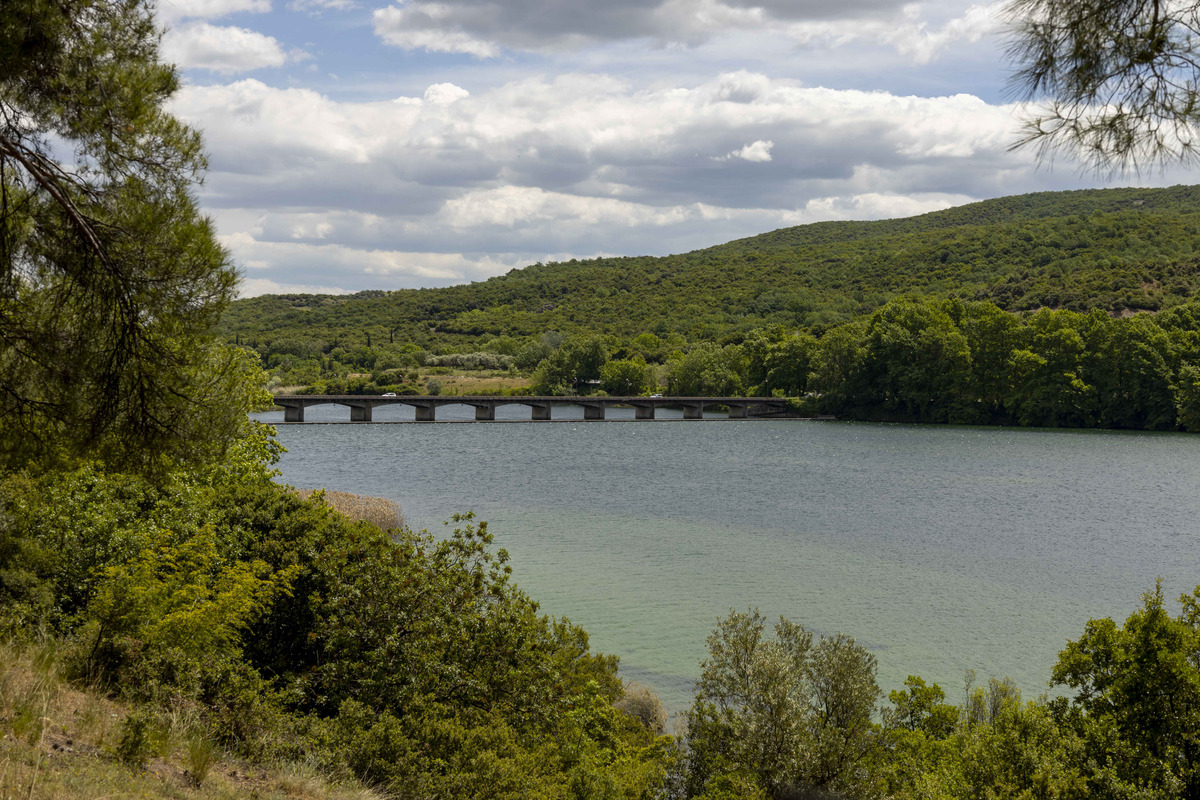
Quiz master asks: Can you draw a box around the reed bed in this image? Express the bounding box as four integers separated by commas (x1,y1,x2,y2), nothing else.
295,489,404,531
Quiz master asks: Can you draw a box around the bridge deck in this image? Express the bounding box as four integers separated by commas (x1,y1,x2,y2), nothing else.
270,395,797,423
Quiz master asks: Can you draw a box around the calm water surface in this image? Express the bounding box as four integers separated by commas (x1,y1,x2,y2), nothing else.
259,405,1200,712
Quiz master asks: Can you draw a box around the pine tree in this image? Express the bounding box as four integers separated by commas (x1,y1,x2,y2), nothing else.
1,0,258,471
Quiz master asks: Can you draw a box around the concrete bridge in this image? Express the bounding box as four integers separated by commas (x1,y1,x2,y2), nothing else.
271,395,797,423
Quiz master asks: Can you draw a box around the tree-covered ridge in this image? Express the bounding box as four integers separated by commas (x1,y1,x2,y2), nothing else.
222,184,1200,355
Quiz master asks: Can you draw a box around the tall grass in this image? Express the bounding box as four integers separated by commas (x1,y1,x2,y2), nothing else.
0,639,386,799
295,489,404,531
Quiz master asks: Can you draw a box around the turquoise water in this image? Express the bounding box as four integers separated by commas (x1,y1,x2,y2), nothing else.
258,407,1200,712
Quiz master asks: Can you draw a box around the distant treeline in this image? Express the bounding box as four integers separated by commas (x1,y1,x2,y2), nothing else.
750,296,1200,430
268,294,1200,432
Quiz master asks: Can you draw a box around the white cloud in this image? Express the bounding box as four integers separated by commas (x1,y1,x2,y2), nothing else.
224,229,532,292
373,5,499,57
238,277,353,297
162,23,288,73
796,191,974,221
369,0,1003,61
171,70,1197,292
288,0,356,13
155,0,270,22
424,83,471,104
718,139,773,162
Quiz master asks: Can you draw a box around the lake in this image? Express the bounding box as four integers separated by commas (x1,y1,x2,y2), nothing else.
257,404,1200,713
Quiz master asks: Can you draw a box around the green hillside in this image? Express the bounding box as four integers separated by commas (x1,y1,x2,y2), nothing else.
221,184,1200,354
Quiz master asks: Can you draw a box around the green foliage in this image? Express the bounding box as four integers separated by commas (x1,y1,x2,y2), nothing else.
184,730,216,786
222,186,1200,375
669,344,748,396
0,0,260,474
1173,362,1200,431
1051,581,1200,798
81,526,287,682
885,676,957,739
761,296,1200,429
115,708,160,770
601,357,653,395
684,609,880,799
531,336,610,394
862,299,972,422
757,333,818,396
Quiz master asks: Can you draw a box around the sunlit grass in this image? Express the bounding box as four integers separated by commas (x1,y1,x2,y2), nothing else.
0,641,384,800
294,489,404,531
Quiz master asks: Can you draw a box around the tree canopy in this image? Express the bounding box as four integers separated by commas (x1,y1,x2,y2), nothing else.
1,0,250,472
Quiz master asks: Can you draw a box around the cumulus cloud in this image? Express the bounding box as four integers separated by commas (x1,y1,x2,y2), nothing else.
155,0,270,22
371,0,1001,59
162,22,289,73
717,140,774,162
170,69,1182,293
288,0,356,13
424,83,471,104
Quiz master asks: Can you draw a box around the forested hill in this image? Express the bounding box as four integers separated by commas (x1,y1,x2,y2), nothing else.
221,184,1200,351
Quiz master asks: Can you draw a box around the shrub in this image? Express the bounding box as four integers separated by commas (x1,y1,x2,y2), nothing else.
615,682,668,735
115,708,158,770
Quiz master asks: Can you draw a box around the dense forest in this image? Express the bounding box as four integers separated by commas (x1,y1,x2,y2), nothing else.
224,187,1200,433
222,184,1200,356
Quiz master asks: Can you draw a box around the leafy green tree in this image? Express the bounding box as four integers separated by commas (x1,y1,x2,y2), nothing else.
742,327,788,389
1051,581,1200,797
81,526,287,681
758,333,818,396
684,609,879,799
1092,314,1177,429
1173,362,1200,431
862,299,972,422
601,357,651,395
955,696,1087,800
811,321,869,412
1,0,251,471
959,301,1021,420
668,344,748,396
531,336,610,394
885,676,958,739
1006,310,1096,427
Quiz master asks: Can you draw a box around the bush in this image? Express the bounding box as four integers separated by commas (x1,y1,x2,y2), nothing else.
115,708,160,770
615,682,668,735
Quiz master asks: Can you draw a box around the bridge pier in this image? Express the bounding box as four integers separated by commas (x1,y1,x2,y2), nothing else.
583,405,605,421
530,404,552,420
474,405,495,421
635,405,655,420
415,405,436,421
683,404,704,420
728,404,748,419
284,405,305,423
349,403,373,422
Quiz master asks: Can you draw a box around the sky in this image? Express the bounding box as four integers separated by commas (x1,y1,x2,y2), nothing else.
156,0,1200,297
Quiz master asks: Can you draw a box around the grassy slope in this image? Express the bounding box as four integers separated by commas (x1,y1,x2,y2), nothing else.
0,642,379,800
221,185,1200,350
